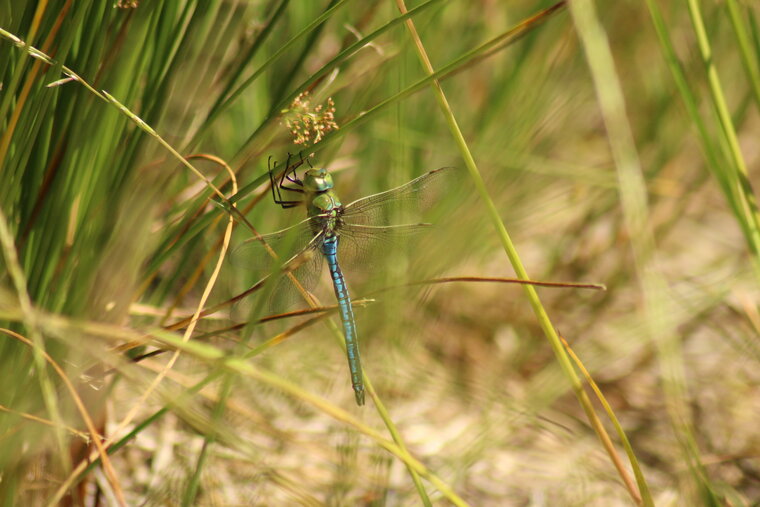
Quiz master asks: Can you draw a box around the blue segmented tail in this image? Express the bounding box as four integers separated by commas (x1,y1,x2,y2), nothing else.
321,234,365,406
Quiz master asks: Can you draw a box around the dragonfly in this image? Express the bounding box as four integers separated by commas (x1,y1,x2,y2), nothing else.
235,155,452,406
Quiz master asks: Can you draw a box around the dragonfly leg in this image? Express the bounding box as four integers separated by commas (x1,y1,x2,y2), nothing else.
285,152,306,183
301,150,314,170
281,153,305,191
269,156,303,209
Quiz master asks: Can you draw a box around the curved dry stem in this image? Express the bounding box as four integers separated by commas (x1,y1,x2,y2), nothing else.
560,334,650,505
0,404,89,441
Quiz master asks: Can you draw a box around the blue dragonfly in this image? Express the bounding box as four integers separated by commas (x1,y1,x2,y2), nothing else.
235,155,452,406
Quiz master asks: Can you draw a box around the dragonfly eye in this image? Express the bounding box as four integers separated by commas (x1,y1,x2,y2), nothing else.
303,168,334,192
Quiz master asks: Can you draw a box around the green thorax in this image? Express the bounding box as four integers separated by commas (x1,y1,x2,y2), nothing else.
303,168,342,231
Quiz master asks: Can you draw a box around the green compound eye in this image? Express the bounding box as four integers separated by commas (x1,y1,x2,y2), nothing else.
302,168,334,192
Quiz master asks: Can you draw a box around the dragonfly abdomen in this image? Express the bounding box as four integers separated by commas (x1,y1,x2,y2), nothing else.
321,234,365,406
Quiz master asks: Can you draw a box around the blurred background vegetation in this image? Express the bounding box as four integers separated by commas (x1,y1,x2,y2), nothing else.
1,0,759,505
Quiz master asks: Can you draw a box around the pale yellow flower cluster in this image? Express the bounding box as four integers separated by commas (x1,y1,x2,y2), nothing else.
282,91,338,146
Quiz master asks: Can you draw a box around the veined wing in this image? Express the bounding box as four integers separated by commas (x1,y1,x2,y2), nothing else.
339,223,432,241
232,215,322,272
341,167,454,226
335,222,433,275
231,220,327,315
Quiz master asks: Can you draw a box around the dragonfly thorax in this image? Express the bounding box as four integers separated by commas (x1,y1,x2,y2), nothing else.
308,191,343,235
310,192,342,213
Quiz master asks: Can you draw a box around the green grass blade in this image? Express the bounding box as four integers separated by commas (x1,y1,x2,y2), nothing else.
687,0,760,270
725,0,760,110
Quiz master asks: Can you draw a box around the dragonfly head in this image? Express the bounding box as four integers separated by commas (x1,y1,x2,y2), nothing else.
303,168,334,193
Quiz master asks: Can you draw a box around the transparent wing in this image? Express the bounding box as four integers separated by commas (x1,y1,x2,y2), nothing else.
230,218,326,315
335,222,433,277
231,216,320,274
267,246,324,313
339,223,432,243
341,167,455,226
